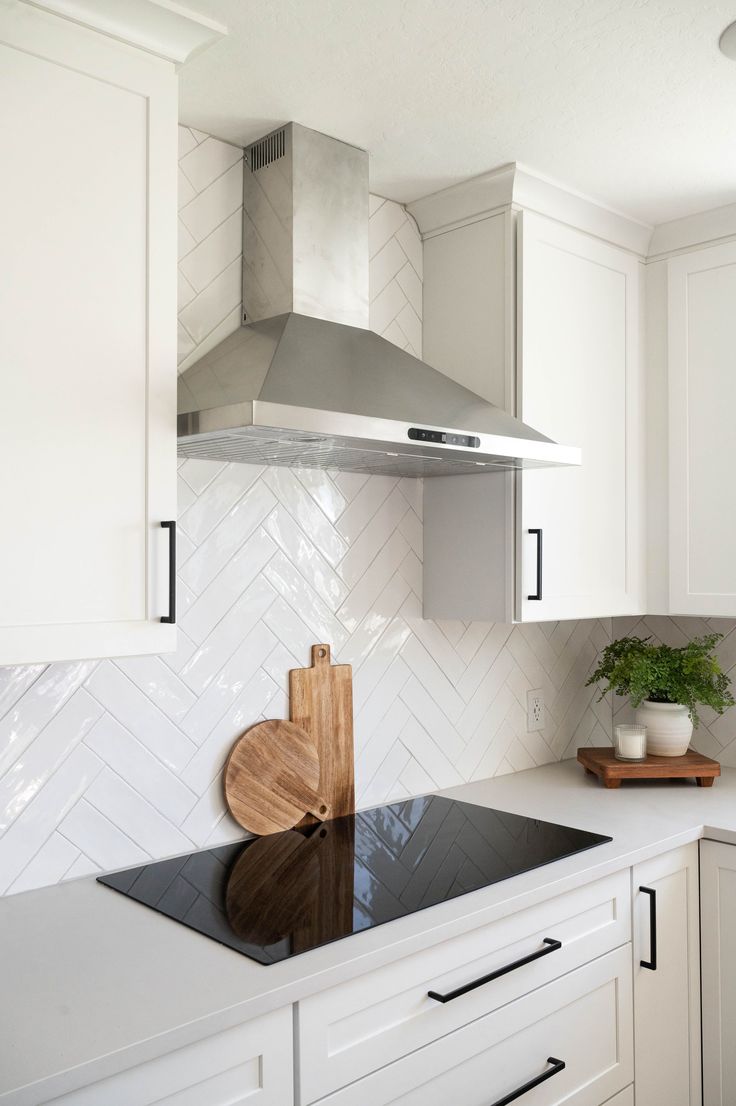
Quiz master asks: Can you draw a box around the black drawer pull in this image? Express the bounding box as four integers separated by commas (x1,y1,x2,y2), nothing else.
427,937,562,1003
489,1057,566,1106
640,885,657,970
160,521,176,624
527,528,543,600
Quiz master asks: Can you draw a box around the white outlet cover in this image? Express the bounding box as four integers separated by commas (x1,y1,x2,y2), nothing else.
527,688,545,732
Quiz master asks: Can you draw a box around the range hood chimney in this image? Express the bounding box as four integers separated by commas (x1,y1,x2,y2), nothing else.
177,123,580,476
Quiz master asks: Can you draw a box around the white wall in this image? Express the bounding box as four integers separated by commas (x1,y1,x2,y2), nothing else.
0,129,611,897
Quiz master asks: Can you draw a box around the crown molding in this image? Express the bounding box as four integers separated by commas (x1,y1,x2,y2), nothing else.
24,0,226,65
647,202,736,260
408,162,653,256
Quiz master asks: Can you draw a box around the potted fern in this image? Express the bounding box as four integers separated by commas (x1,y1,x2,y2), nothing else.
586,633,734,756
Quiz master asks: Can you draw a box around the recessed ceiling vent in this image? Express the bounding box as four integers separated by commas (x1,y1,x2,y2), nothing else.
247,128,286,172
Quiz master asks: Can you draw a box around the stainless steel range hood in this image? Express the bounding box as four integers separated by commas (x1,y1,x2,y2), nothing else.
177,124,580,476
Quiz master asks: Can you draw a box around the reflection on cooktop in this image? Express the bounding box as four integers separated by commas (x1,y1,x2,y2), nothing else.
98,795,611,965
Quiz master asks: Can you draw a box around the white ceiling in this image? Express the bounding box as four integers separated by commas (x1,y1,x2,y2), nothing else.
178,0,736,225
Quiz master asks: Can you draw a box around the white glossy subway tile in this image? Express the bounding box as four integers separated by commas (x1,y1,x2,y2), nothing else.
0,689,102,833
180,620,276,744
85,663,196,775
179,477,273,593
60,799,149,871
179,135,242,194
84,713,197,826
265,504,348,612
179,576,277,696
294,468,347,523
264,551,349,651
113,656,196,723
263,468,347,566
179,210,242,294
85,770,193,856
179,161,243,242
0,661,98,778
178,258,241,346
9,833,79,894
180,528,276,645
0,746,103,893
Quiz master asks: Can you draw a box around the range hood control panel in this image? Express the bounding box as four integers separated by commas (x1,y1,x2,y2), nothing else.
408,427,480,449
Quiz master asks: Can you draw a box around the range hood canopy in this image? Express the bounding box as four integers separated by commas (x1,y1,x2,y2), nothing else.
177,123,580,477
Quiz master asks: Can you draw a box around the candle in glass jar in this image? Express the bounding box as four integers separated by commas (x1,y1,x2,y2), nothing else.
614,723,647,761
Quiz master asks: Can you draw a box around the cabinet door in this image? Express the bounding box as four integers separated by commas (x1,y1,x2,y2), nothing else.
633,844,701,1106
0,4,177,664
45,1007,293,1105
668,242,736,616
517,212,644,621
700,840,736,1106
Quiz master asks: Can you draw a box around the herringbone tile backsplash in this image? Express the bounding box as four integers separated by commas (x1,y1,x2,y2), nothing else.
0,129,613,897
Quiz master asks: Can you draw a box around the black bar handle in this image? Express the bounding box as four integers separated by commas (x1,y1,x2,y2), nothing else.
489,1057,566,1106
527,528,543,600
428,937,561,1004
160,521,176,624
640,885,657,970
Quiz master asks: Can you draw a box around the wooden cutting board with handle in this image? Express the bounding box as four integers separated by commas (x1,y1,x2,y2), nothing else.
290,644,354,822
224,719,331,835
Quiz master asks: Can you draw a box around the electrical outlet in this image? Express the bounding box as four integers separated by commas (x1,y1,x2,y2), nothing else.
527,689,545,732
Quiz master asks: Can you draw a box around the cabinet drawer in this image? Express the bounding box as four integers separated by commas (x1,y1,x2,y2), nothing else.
47,1007,292,1106
316,945,633,1106
298,871,629,1102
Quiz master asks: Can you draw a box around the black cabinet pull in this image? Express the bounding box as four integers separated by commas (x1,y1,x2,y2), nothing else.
428,937,561,1003
527,528,543,600
640,885,657,970
489,1057,566,1106
160,521,176,624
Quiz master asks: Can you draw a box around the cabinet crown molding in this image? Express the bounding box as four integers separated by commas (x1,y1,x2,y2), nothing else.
408,162,653,257
23,0,226,64
648,201,736,259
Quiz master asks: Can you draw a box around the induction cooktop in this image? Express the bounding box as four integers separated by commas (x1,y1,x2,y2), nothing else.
98,795,611,965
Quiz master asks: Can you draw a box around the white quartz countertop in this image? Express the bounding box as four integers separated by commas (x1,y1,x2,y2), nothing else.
5,757,736,1104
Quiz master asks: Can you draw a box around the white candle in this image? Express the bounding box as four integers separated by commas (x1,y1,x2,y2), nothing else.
615,724,646,760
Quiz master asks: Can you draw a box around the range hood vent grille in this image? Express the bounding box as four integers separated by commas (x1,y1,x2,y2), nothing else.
247,128,286,172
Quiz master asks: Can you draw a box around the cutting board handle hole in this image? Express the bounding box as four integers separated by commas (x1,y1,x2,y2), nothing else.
319,804,327,814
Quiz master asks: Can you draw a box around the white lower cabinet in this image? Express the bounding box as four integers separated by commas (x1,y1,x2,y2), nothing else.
46,1007,293,1106
298,871,630,1102
311,946,632,1106
632,844,701,1106
700,840,736,1106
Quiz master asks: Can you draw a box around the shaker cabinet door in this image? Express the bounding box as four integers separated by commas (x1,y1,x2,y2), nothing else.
516,211,644,621
701,840,736,1106
0,4,177,663
667,241,736,616
632,844,701,1106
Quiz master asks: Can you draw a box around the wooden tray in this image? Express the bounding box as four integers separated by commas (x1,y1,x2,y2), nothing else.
578,746,721,789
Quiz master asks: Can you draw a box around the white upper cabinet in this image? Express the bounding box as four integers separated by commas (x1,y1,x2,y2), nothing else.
0,2,185,664
418,171,646,623
666,241,736,616
516,212,643,621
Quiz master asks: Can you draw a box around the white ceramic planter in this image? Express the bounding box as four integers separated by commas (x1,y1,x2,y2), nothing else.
634,700,693,757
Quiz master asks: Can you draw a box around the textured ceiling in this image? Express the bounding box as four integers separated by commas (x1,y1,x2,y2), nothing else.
178,0,736,225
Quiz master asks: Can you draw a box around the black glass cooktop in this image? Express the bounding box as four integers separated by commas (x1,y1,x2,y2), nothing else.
98,795,611,965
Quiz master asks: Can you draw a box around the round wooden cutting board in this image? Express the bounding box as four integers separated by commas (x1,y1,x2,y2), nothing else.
224,719,331,835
